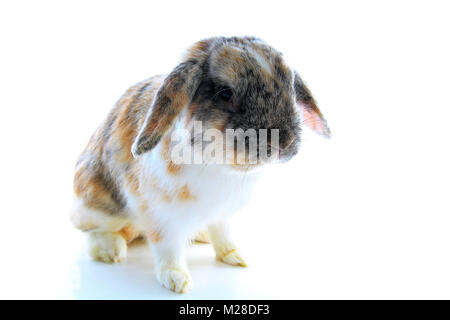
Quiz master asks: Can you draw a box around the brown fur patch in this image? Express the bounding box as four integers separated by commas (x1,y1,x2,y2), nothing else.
177,185,196,202
161,136,182,175
161,136,170,161
183,39,212,61
167,161,182,175
147,229,161,243
215,47,245,83
146,174,174,203
117,224,140,242
211,118,227,132
115,106,138,162
124,167,140,195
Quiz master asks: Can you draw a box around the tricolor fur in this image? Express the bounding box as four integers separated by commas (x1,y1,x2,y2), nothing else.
70,36,330,293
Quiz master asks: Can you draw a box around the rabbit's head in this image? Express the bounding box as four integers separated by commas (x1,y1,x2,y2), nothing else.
132,37,330,170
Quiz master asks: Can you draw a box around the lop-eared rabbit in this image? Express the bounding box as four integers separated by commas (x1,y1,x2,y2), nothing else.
71,36,330,293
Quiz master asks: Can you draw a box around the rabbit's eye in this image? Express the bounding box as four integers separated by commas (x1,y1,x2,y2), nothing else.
218,87,234,102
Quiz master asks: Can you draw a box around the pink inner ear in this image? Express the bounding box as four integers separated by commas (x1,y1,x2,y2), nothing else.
302,106,331,138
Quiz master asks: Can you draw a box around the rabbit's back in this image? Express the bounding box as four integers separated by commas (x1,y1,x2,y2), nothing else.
73,75,165,217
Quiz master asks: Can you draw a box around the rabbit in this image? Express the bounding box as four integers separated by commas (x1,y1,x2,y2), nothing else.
70,36,330,293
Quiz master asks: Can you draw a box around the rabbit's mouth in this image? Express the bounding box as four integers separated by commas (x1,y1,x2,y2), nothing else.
227,143,299,172
229,163,261,172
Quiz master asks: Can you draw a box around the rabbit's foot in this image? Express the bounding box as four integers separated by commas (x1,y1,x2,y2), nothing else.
215,243,247,267
194,230,210,243
88,232,127,263
156,265,192,293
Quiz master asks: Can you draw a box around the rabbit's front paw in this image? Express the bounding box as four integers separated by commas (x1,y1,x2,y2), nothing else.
157,266,192,293
88,232,127,263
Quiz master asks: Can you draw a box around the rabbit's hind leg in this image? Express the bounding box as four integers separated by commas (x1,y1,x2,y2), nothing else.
70,198,129,263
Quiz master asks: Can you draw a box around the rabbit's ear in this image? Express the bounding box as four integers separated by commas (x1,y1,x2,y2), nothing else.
294,71,331,138
131,61,203,157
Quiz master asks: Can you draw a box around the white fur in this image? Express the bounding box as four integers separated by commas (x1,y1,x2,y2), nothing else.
142,155,259,240
131,150,259,291
76,119,261,292
139,152,258,291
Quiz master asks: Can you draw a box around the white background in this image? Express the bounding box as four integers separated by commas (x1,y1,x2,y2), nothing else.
0,0,449,299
